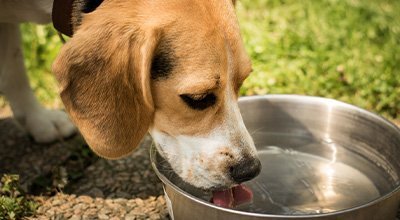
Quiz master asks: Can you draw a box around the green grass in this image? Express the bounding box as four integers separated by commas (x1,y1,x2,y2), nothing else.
14,0,400,119
237,0,400,119
20,24,63,108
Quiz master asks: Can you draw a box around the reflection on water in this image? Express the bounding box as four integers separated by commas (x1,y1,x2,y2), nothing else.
156,134,397,215
238,145,381,214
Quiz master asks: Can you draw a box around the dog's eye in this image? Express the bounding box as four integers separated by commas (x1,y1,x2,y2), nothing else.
180,93,217,110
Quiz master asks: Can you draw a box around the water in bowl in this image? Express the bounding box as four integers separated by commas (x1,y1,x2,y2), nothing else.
235,132,397,215
157,132,398,215
238,145,379,214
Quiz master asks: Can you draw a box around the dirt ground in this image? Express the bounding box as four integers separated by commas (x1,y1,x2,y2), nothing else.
0,117,169,220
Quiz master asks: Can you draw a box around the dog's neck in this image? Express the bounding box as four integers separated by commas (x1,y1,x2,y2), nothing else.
52,0,104,37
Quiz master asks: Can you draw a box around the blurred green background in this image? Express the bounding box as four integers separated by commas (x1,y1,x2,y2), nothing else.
5,0,400,119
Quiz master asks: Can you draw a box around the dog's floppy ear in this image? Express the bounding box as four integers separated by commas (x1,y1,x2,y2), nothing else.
53,22,159,159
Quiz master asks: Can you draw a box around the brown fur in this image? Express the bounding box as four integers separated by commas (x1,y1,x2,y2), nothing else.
53,0,251,159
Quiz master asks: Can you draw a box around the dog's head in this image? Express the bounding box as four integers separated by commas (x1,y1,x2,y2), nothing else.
53,0,260,190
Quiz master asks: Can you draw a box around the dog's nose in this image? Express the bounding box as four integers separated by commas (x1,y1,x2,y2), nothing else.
229,157,261,183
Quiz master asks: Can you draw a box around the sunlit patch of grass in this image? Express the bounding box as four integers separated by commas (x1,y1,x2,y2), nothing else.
237,0,400,119
21,24,64,108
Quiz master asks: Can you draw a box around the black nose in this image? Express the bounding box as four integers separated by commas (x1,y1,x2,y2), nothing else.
229,157,261,183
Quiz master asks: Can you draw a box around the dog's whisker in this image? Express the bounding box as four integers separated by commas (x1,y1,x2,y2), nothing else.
249,127,266,136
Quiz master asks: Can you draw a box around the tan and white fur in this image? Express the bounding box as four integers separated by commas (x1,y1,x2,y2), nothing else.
1,0,261,190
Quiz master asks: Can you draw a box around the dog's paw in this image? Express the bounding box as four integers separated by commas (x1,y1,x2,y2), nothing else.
22,109,77,143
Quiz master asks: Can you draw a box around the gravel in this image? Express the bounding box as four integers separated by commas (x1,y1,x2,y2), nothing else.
66,136,163,200
31,194,168,220
0,118,169,220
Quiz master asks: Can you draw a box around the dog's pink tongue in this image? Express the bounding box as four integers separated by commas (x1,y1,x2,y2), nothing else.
212,185,253,208
232,184,254,205
212,188,234,208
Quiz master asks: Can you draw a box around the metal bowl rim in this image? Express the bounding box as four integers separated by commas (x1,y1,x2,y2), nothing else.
150,94,400,218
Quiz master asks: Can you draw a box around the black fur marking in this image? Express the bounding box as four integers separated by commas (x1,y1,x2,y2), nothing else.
180,94,217,110
151,41,175,80
82,0,104,13
71,0,104,35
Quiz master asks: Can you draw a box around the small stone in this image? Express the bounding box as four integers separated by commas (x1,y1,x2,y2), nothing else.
114,198,128,204
149,213,160,220
135,198,144,206
99,207,112,215
64,211,73,218
129,209,145,216
108,202,123,211
105,199,114,205
116,175,130,181
98,213,109,220
116,191,131,198
119,208,127,215
53,213,64,220
69,215,82,220
138,186,147,191
87,187,104,198
95,198,105,203
157,196,166,205
59,203,71,210
69,195,77,200
127,200,138,208
46,209,56,216
107,193,116,198
73,208,82,215
105,178,114,185
37,206,49,213
73,203,89,211
51,199,63,206
95,203,105,209
79,195,93,203
124,214,136,220
86,208,98,216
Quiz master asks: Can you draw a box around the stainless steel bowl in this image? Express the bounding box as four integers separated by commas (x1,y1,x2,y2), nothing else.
150,95,400,220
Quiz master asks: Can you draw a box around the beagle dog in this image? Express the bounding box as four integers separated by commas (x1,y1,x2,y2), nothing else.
1,0,261,190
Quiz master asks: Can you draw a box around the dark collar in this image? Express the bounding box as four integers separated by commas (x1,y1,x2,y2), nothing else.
52,0,74,37
52,0,104,37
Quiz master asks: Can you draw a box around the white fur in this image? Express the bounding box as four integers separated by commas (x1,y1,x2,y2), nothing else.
0,0,76,142
151,121,257,189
